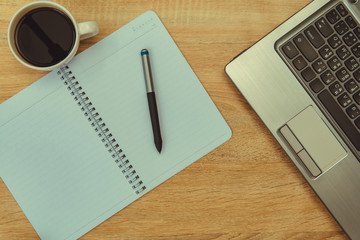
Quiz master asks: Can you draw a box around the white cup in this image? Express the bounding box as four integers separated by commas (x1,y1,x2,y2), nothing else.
8,1,99,71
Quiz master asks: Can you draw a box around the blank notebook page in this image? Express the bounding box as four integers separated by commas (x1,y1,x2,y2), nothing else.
0,87,134,239
0,11,231,240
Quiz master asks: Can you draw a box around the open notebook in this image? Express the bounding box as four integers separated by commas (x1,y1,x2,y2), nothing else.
0,11,231,239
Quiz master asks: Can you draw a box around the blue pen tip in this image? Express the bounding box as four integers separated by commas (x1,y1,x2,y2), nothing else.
141,49,149,55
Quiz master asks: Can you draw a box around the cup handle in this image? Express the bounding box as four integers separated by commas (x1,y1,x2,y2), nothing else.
78,21,99,40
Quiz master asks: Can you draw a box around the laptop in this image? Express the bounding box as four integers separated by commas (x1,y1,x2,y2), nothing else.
225,0,360,238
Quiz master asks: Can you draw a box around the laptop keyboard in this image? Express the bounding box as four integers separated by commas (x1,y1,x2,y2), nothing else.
280,3,360,151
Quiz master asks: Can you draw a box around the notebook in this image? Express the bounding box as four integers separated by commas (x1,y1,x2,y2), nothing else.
0,11,231,240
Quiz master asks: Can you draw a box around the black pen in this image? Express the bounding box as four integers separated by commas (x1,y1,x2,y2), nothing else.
141,49,163,153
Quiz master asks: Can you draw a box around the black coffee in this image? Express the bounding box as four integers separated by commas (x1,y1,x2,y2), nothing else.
15,7,76,67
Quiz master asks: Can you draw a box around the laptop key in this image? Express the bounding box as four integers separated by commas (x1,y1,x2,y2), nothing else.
334,21,349,35
336,68,351,82
347,104,360,119
328,56,342,71
345,57,359,71
336,4,348,17
344,79,359,93
318,90,360,150
294,34,318,61
282,42,299,59
326,9,341,24
321,70,336,84
302,67,316,82
305,26,325,48
345,16,357,29
338,93,353,107
312,59,327,73
315,18,334,38
319,45,334,59
343,32,357,46
329,81,344,96
336,46,351,60
328,34,342,49
351,43,360,57
310,78,324,93
293,56,307,70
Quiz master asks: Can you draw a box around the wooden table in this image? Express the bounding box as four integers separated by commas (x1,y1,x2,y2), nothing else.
0,0,348,239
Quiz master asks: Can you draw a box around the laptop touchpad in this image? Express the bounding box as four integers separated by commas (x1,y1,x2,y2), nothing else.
280,106,347,177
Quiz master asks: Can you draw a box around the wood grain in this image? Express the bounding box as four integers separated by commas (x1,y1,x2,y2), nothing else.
0,0,347,239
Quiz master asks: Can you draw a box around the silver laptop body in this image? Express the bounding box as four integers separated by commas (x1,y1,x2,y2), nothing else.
226,0,360,238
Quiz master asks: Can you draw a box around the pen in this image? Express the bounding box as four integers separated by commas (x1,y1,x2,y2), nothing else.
141,49,163,153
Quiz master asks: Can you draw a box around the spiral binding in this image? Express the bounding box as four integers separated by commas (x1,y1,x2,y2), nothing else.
58,65,146,194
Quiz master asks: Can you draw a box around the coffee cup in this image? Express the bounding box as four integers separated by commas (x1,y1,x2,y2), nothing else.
8,1,99,71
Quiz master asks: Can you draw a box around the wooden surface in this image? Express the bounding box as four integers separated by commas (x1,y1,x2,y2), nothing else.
0,0,348,239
